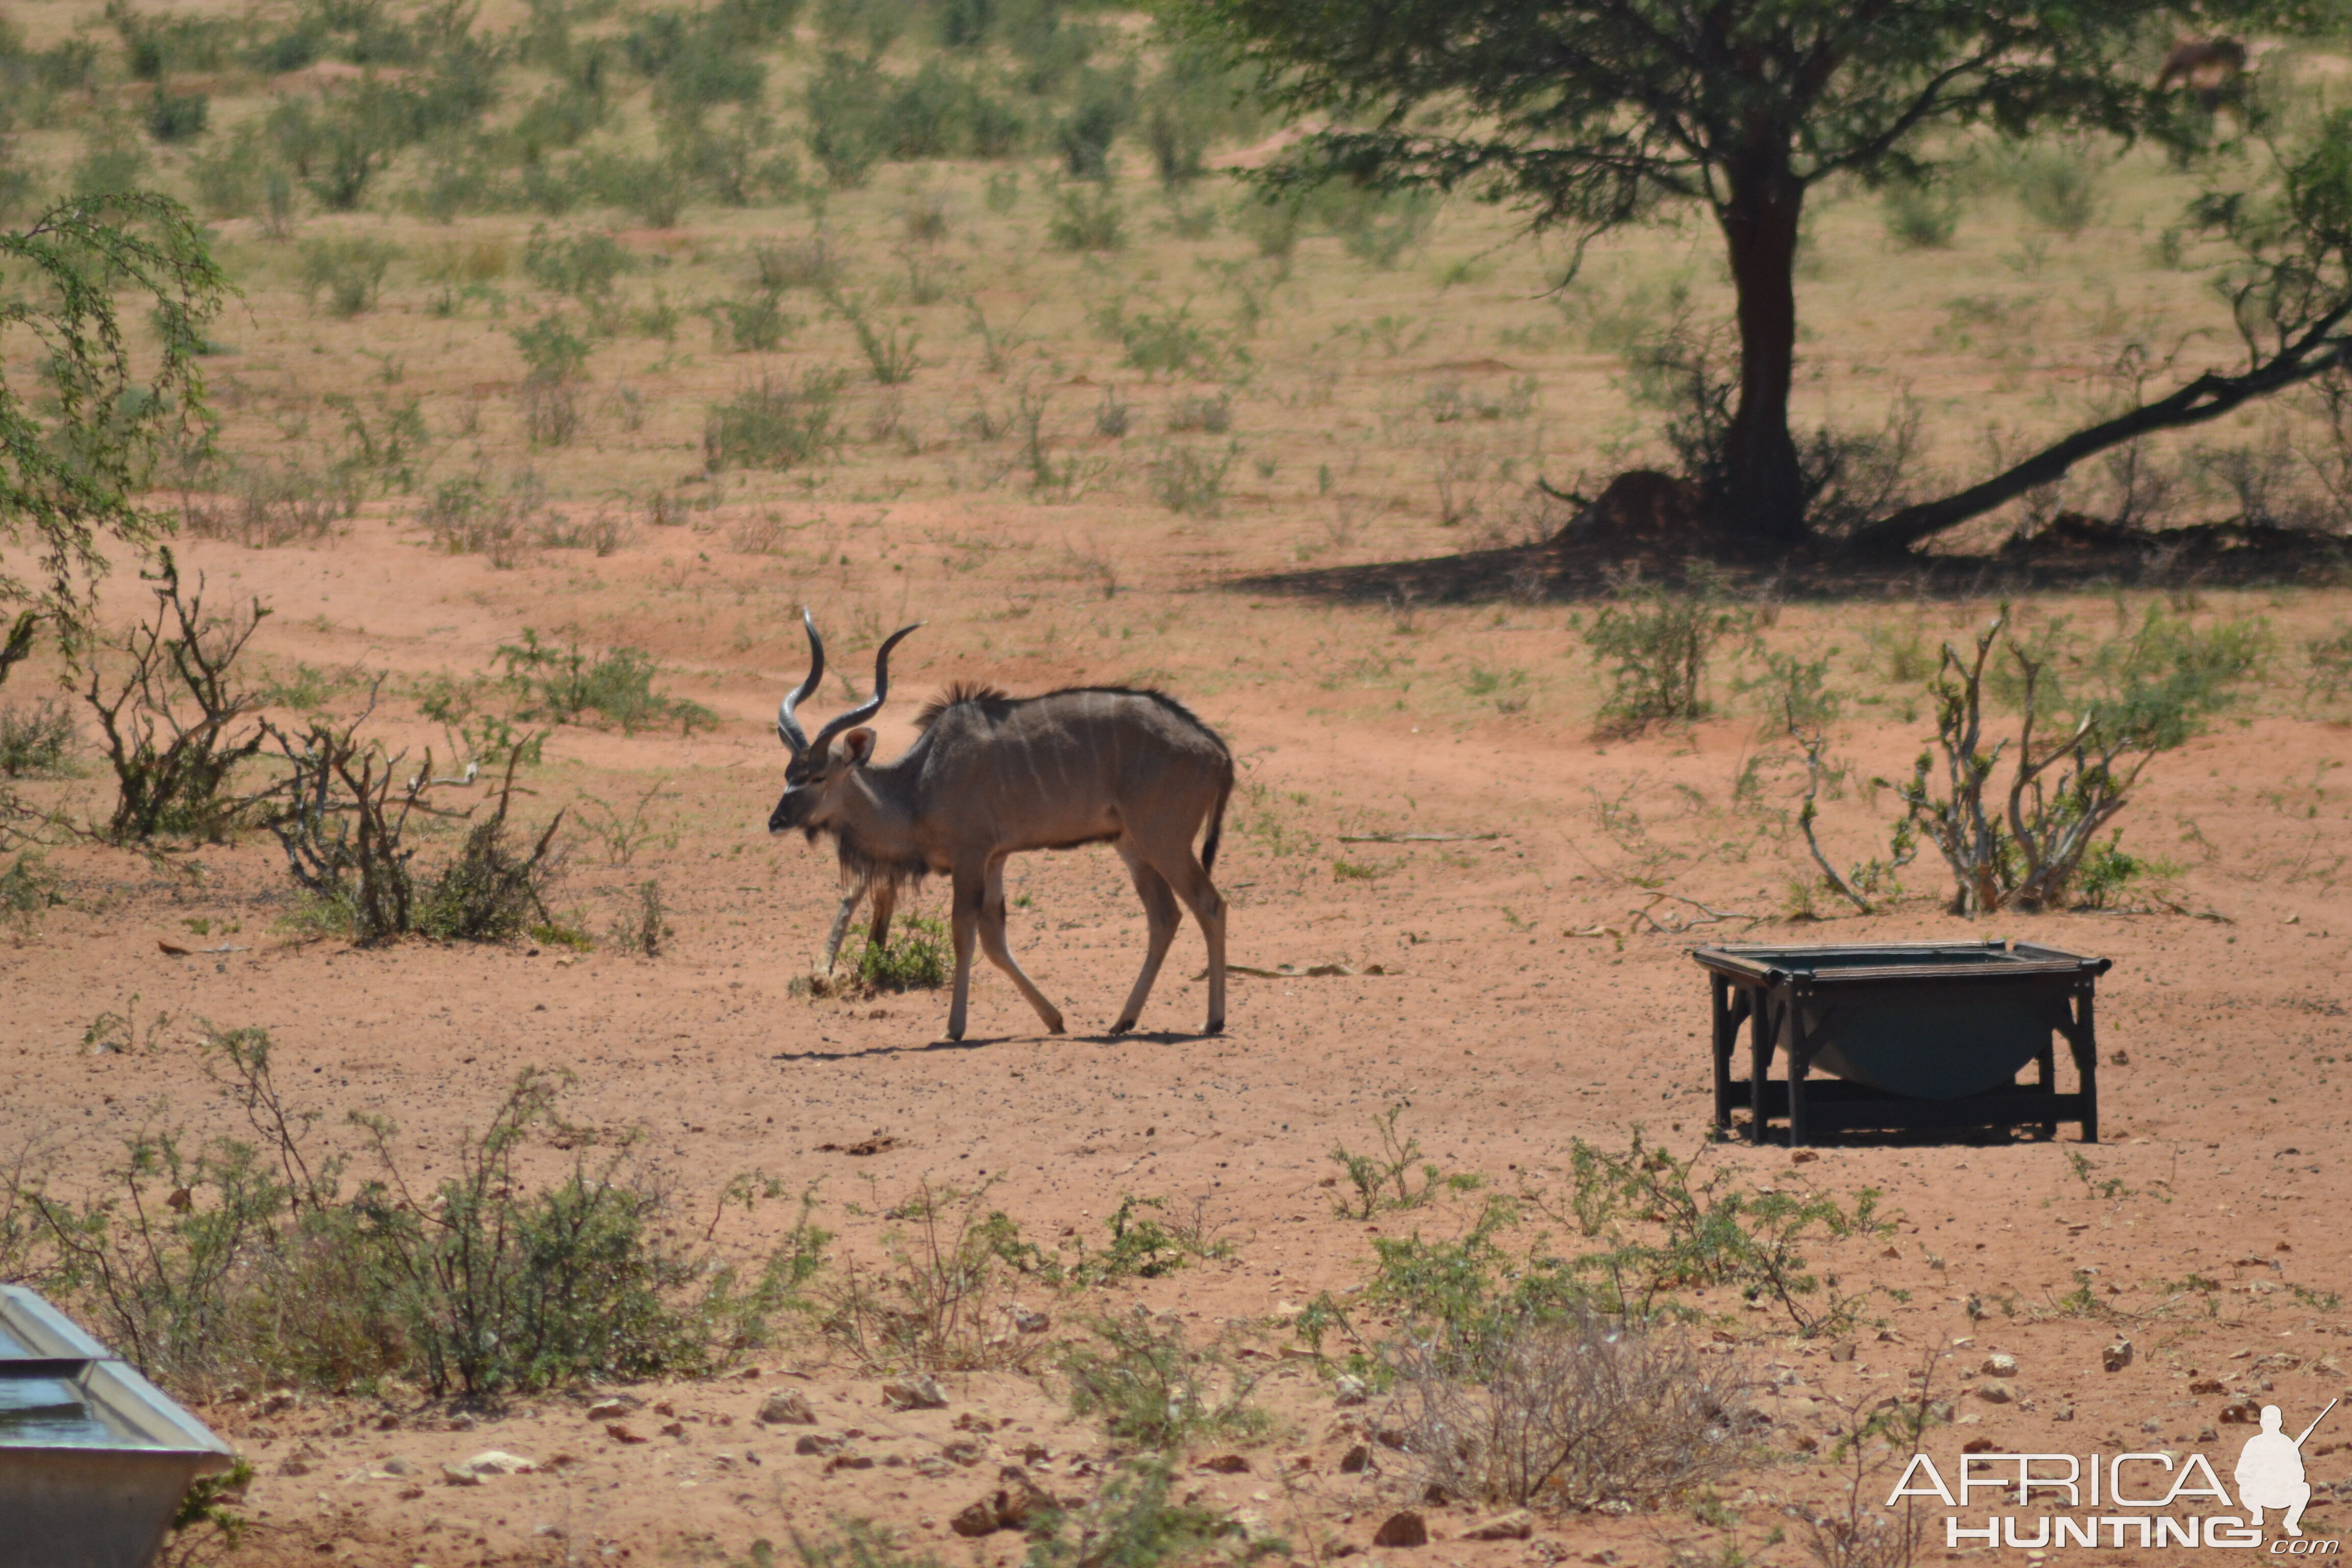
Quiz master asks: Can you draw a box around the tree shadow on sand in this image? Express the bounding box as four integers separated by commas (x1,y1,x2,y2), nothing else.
1231,512,2351,607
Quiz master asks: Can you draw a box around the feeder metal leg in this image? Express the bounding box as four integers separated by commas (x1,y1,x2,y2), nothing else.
1748,992,1775,1146
1784,996,1810,1148
2035,1036,2057,1141
2069,987,2099,1144
1710,976,1733,1135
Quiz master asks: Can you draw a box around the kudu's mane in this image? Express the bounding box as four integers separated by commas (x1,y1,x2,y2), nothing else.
912,681,1013,730
912,682,1227,749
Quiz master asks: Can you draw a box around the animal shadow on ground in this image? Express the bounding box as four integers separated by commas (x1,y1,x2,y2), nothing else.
1076,1029,1199,1046
770,1036,999,1063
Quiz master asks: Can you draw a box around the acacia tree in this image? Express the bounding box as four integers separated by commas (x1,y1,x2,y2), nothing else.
0,193,227,667
1174,0,2318,553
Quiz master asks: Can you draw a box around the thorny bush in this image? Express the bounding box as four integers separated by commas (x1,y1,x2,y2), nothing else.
1388,1307,1753,1511
1892,602,2263,914
18,1032,826,1398
1296,1131,1895,1381
84,549,270,842
261,697,566,946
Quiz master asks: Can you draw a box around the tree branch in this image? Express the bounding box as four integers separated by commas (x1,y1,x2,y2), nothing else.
1849,320,2352,554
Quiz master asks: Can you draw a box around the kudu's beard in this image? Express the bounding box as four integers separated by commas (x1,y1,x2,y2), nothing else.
823,826,930,894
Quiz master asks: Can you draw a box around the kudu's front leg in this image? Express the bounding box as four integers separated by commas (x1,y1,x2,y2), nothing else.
978,859,1063,1034
944,871,983,1041
822,883,865,972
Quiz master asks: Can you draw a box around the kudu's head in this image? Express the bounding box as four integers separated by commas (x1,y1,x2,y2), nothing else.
768,611,922,838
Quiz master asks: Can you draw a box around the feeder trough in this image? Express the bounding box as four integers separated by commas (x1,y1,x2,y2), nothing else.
1690,940,2110,1146
0,1284,236,1568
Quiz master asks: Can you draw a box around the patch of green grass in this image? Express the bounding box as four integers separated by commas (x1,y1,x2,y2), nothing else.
1058,1313,1267,1451
847,915,948,991
495,630,719,736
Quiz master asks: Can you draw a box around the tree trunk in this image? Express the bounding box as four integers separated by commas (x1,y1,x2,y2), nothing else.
1717,156,1808,551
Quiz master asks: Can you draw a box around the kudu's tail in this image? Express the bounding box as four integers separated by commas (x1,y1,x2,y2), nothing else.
1202,768,1233,875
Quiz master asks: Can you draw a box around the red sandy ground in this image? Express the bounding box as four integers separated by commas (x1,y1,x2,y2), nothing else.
1,511,2347,1567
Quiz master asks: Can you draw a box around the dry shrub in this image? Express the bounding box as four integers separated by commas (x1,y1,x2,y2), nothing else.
419,469,540,568
817,1180,1051,1374
180,462,358,548
1388,1309,1751,1510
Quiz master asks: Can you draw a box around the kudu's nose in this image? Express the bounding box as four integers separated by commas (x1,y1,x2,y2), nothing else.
768,792,800,835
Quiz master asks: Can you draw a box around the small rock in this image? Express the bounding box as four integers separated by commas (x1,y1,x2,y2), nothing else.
1460,1510,1534,1542
660,1422,686,1438
1371,1512,1429,1548
2102,1340,2134,1373
758,1390,818,1426
1827,1343,1857,1363
587,1399,633,1421
1981,1354,2019,1378
949,1501,1001,1538
1011,1307,1051,1334
1962,1437,1998,1455
1976,1383,2014,1405
1333,1375,1368,1408
381,1457,412,1476
915,1457,954,1479
606,1424,646,1446
1339,1443,1370,1475
994,1471,1055,1527
1790,1149,1819,1164
950,1474,1054,1536
1595,1500,1633,1516
2053,1404,2075,1423
1199,1454,1250,1475
827,1453,875,1472
440,1464,481,1486
279,1459,312,1478
2200,1425,2221,1442
2221,1398,2262,1425
883,1375,949,1412
458,1451,537,1476
795,1434,845,1456
942,1437,986,1466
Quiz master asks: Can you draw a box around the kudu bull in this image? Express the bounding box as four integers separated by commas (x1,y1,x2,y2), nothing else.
769,613,1233,1040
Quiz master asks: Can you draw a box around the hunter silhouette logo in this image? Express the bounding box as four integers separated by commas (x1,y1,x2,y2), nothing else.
2238,1401,2336,1537
1888,1400,2340,1552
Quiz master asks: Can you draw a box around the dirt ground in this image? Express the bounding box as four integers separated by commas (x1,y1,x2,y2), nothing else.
3,15,2352,1562
3,501,2350,1566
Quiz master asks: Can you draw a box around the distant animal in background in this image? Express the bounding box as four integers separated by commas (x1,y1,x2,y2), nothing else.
769,612,1234,1041
2157,37,2247,112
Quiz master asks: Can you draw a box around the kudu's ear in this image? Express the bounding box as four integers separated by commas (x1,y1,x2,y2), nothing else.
842,727,877,766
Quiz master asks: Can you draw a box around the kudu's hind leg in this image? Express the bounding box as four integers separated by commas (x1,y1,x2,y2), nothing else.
865,880,897,957
945,872,982,1040
977,859,1064,1034
1110,842,1181,1036
1140,835,1227,1035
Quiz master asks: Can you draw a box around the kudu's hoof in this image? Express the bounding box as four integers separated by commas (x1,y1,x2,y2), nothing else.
1204,1018,1225,1036
1108,1017,1136,1037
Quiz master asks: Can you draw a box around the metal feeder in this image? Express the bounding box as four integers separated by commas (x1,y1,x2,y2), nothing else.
0,1285,237,1568
1690,940,2110,1146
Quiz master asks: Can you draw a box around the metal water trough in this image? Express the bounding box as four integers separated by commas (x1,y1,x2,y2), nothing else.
1690,940,2110,1146
0,1285,236,1568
